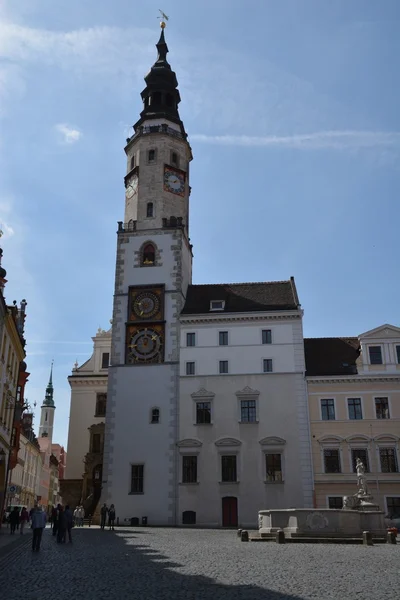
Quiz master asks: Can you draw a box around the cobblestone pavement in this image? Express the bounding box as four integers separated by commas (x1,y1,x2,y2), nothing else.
0,527,399,600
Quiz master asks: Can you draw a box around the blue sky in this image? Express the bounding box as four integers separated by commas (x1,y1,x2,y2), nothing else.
1,0,399,448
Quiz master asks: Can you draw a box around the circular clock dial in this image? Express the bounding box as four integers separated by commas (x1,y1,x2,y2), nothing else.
164,169,185,195
126,177,138,199
128,329,162,361
133,291,160,319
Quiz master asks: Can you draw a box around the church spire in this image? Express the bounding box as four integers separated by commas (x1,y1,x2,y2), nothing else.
43,360,55,407
134,24,184,134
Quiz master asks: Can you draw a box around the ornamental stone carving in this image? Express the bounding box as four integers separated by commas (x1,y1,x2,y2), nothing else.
305,512,329,530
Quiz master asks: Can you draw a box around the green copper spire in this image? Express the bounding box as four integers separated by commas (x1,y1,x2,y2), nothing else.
43,360,55,407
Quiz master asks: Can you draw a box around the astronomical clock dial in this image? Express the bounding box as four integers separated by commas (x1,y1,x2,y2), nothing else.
133,291,160,319
163,166,185,196
126,175,138,199
127,328,163,363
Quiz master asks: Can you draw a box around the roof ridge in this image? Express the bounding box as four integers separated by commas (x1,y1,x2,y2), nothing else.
304,336,359,341
189,280,291,287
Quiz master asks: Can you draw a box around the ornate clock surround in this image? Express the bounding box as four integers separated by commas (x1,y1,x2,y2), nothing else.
125,284,165,365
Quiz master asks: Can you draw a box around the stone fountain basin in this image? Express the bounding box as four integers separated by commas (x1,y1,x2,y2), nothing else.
259,508,386,538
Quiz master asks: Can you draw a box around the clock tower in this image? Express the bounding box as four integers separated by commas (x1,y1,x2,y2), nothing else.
102,24,193,525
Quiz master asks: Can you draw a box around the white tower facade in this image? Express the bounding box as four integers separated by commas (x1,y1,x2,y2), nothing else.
102,26,193,524
38,363,55,443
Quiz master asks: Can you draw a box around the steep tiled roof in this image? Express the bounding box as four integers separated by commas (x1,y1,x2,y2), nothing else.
181,279,299,315
304,337,360,377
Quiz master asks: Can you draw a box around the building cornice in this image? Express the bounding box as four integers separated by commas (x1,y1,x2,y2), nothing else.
68,376,108,387
307,375,400,385
179,311,301,325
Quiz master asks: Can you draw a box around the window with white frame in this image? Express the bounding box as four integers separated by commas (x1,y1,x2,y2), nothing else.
375,397,390,419
321,399,335,421
240,399,257,423
265,453,282,482
351,448,369,472
186,332,196,347
386,497,400,519
380,448,398,473
262,329,272,344
182,456,197,483
210,300,225,311
219,360,229,374
369,345,383,364
328,496,343,509
348,398,362,420
219,331,228,346
323,449,341,473
221,455,237,482
186,362,195,375
263,359,273,373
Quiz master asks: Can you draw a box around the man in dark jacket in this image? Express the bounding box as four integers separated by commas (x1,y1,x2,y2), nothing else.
9,507,20,534
57,506,67,543
52,503,61,537
100,503,108,530
64,505,73,543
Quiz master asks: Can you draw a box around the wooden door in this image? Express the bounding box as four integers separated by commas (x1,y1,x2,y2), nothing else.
222,496,238,527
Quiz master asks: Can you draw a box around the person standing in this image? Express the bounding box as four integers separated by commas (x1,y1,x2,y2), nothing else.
20,507,29,535
31,505,47,552
57,506,67,543
52,503,61,537
100,503,108,530
108,504,116,531
73,506,79,526
9,507,20,534
65,505,73,543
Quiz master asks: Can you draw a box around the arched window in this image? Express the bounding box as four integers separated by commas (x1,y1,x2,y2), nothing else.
151,408,160,424
146,203,154,218
130,155,135,170
142,243,155,266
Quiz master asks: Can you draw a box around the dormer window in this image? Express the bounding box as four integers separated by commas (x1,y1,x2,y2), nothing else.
369,346,383,365
210,300,225,311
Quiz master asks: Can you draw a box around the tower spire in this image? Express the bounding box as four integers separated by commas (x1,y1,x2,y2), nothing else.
43,360,55,407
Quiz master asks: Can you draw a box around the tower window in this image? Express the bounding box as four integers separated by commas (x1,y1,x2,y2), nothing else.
151,408,160,424
146,203,154,218
152,92,161,105
142,243,155,266
148,149,156,163
45,411,48,422
130,155,135,170
166,94,173,107
171,151,179,167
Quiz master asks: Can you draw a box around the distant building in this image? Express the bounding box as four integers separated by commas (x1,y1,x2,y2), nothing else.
52,444,67,482
306,324,400,518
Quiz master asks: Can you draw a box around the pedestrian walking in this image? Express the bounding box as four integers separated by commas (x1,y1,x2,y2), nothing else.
73,506,79,526
57,507,67,543
20,507,29,535
100,503,108,530
78,505,85,527
31,505,47,552
52,503,61,537
65,505,73,543
9,507,20,534
108,504,116,531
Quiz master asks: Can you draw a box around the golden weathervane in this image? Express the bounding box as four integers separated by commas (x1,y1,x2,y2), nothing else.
158,9,169,29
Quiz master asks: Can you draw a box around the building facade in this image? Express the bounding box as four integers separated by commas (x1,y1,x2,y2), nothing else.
97,26,314,528
306,324,400,519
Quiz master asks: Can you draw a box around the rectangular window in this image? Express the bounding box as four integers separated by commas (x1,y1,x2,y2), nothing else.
182,456,197,483
369,346,383,365
265,454,282,482
324,449,341,473
375,397,390,419
146,202,154,218
196,402,211,424
262,329,272,344
380,448,398,473
186,333,196,347
148,149,155,162
240,400,257,423
186,362,195,375
221,456,237,482
396,345,400,364
320,399,335,421
210,300,225,311
328,497,343,509
91,433,101,453
171,151,179,167
219,331,228,346
130,464,144,493
348,398,363,420
219,360,229,374
101,353,110,369
263,359,273,373
387,497,400,519
351,448,370,472
95,393,107,417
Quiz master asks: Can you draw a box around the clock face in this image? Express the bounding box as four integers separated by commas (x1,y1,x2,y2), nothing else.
126,176,138,199
133,291,160,319
127,328,163,363
164,167,185,196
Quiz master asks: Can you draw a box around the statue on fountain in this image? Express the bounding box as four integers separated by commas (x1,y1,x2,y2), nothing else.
356,458,369,496
343,458,378,511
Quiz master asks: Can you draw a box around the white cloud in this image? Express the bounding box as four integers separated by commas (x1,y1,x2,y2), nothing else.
55,123,82,144
191,130,400,151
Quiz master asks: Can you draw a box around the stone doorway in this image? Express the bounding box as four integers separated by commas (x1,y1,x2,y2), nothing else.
222,496,238,527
